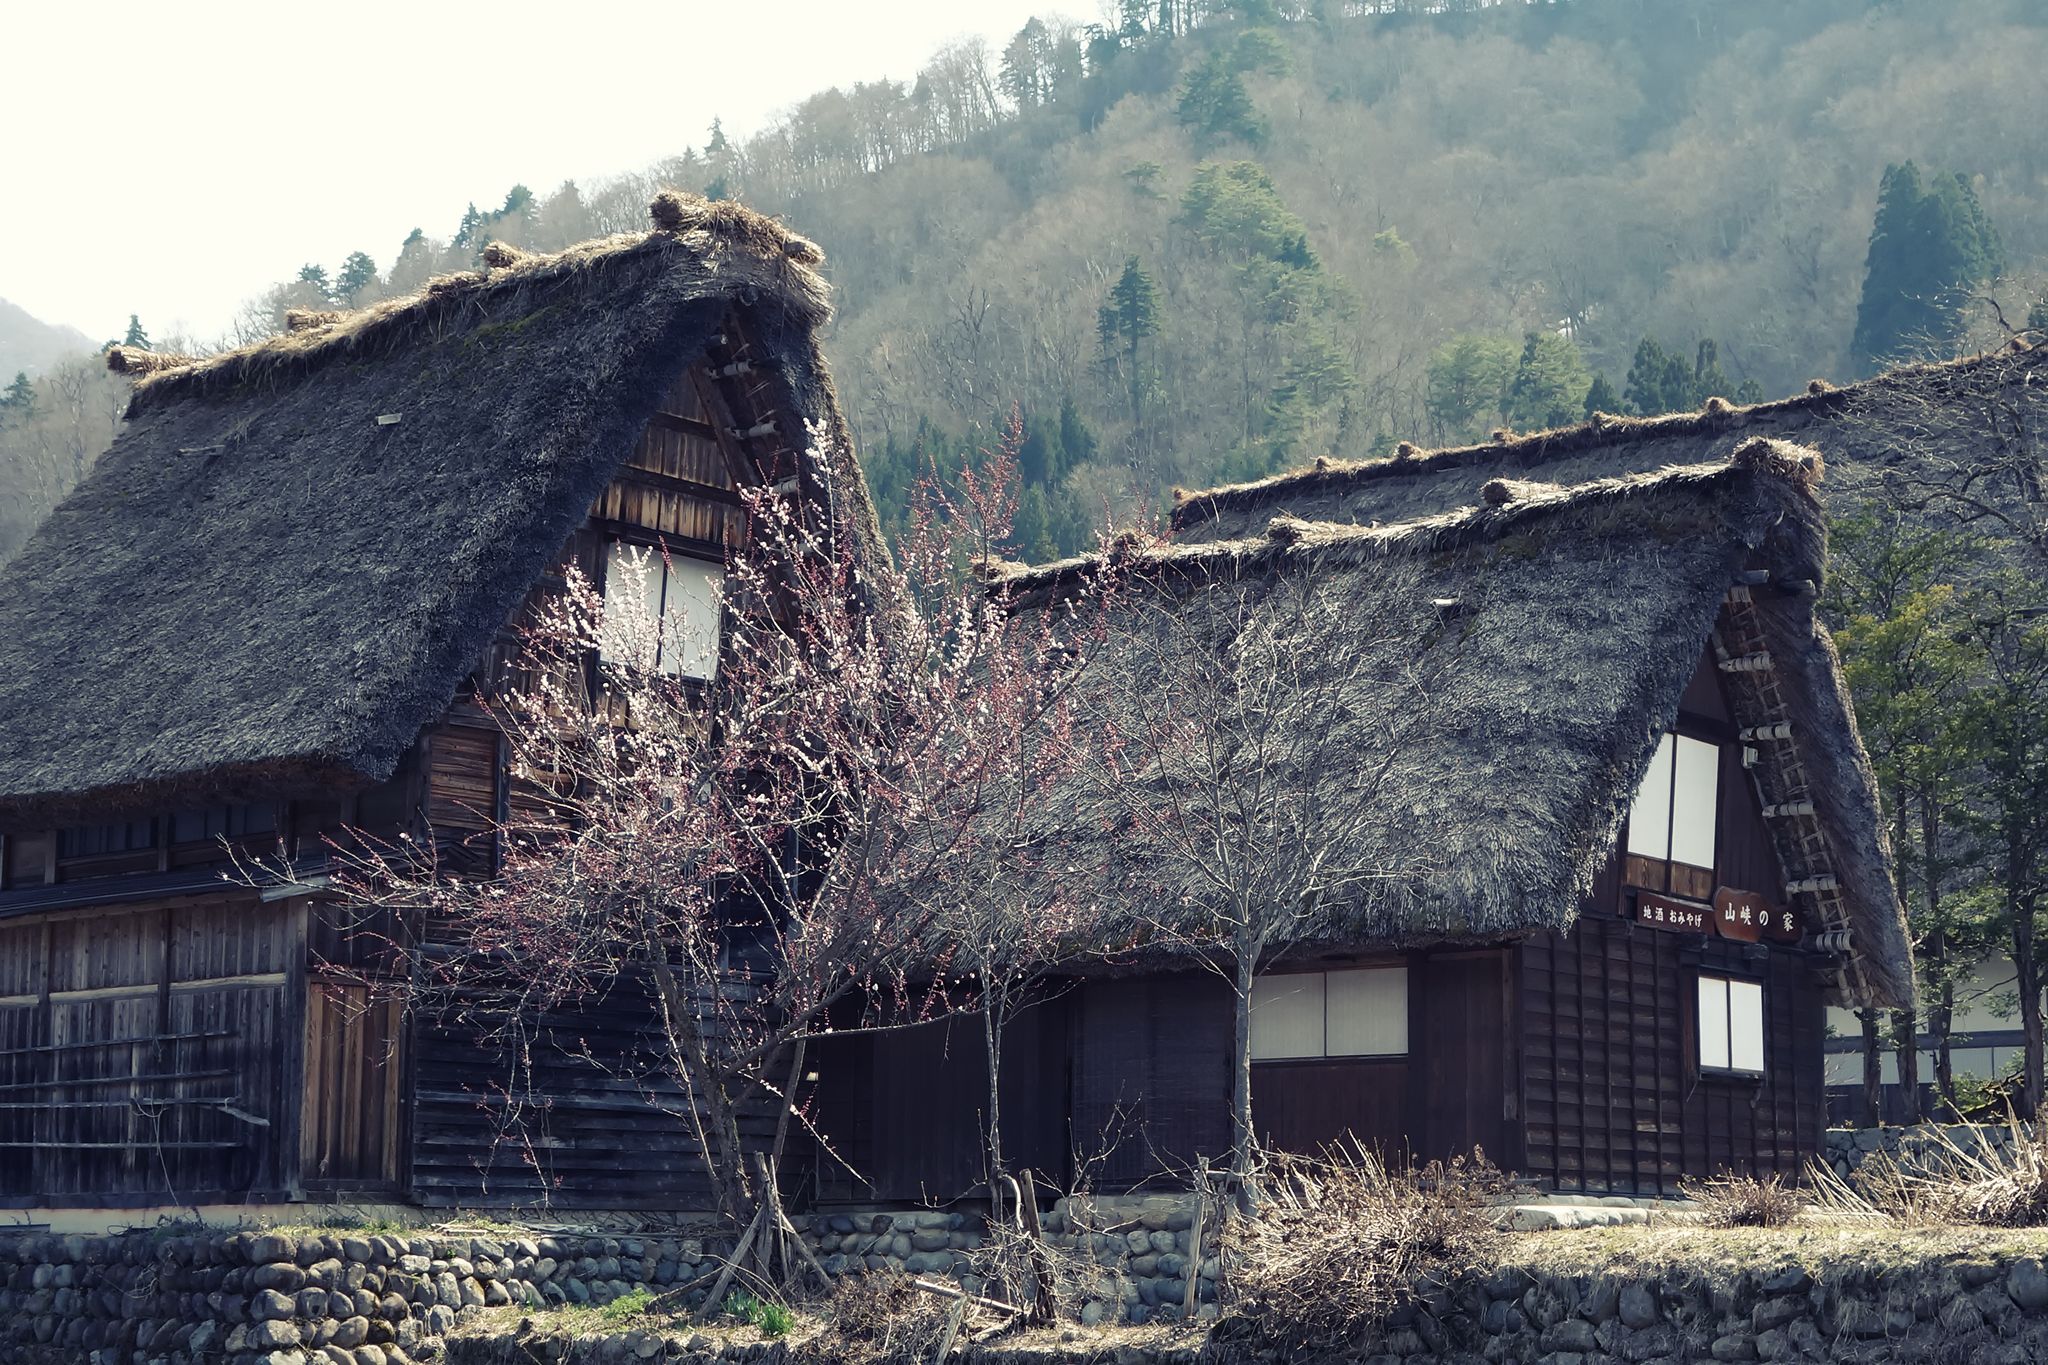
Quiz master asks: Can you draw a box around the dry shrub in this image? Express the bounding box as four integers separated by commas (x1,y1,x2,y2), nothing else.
1217,1147,1508,1358
1681,1172,1802,1227
804,1272,953,1364
1852,1118,2048,1227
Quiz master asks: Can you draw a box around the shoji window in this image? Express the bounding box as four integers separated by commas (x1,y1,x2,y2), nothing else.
1250,968,1408,1060
600,542,723,679
1698,974,1765,1074
1625,732,1720,897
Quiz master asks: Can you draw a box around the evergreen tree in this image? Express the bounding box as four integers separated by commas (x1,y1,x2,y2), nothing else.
1058,394,1097,478
1099,255,1163,430
122,315,149,350
1735,377,1766,406
1425,335,1517,441
1507,331,1591,431
1175,51,1266,149
1623,334,1694,416
499,185,535,218
705,118,728,155
1852,162,2006,373
1583,372,1619,419
453,203,483,248
1692,338,1732,403
1017,411,1064,488
297,264,334,305
1013,485,1057,563
336,251,379,303
0,371,34,419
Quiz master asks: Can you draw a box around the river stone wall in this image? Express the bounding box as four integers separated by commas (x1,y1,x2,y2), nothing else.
1823,1124,2017,1179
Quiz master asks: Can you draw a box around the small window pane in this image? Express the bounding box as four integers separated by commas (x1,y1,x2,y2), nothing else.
1626,734,1675,860
1698,976,1730,1070
1670,736,1719,870
1250,974,1324,1060
1326,968,1407,1056
1729,979,1765,1072
662,558,723,680
599,543,666,671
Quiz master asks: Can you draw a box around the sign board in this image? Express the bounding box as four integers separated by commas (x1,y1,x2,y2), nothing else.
1714,887,1801,943
1635,891,1710,934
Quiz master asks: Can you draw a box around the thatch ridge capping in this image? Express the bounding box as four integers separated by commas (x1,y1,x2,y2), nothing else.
1170,345,2048,535
116,195,830,412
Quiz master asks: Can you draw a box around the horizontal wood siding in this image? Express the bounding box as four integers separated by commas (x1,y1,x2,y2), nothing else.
1251,1058,1407,1159
409,966,781,1209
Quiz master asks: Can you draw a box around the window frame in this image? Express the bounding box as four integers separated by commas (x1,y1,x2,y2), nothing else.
1249,966,1409,1062
1624,729,1723,898
1693,971,1767,1078
598,537,726,681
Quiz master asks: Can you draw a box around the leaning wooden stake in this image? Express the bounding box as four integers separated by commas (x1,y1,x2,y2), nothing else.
1017,1169,1058,1324
694,1200,767,1321
930,1293,968,1364
910,1279,1023,1316
754,1151,835,1291
1182,1156,1207,1318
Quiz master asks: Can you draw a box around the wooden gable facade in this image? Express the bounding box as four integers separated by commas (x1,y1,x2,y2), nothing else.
0,201,870,1211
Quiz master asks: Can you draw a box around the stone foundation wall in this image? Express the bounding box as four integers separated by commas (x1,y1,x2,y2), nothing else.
1822,1124,2015,1179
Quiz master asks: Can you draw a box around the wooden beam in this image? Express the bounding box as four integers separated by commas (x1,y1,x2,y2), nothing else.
610,465,744,508
646,409,720,442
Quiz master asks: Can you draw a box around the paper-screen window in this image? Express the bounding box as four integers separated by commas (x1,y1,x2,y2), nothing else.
600,543,722,679
1698,974,1765,1074
1626,733,1719,870
1250,969,1407,1059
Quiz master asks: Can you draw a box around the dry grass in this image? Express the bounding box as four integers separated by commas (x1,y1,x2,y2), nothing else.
1851,1120,2048,1227
1681,1171,1803,1228
1215,1147,1508,1358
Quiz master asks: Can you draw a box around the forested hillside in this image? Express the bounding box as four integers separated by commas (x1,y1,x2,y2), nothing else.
6,0,2048,562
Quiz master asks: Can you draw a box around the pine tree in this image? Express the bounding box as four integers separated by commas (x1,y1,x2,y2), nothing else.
453,203,483,248
336,251,379,303
1623,334,1694,416
1507,331,1591,431
705,118,728,155
1583,372,1619,419
1099,256,1162,430
1017,412,1064,488
122,315,149,350
0,371,34,419
1058,394,1097,479
1175,51,1266,149
297,264,334,305
1692,338,1732,404
1852,162,2006,373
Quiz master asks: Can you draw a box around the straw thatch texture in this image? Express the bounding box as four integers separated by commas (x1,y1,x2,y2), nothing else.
1171,345,2048,541
1000,444,1910,1004
0,201,874,830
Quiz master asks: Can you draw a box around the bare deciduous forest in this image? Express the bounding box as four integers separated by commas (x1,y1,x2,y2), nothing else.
6,0,2048,560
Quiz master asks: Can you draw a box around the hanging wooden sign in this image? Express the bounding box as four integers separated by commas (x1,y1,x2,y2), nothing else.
1635,891,1710,933
1715,887,1801,943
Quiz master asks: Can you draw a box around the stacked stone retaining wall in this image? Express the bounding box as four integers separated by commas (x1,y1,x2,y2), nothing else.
1823,1124,2018,1180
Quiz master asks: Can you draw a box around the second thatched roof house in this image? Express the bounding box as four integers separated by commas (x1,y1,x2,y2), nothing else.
810,438,1910,1202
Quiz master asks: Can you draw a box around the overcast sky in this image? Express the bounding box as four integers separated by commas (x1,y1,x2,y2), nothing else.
5,0,1066,346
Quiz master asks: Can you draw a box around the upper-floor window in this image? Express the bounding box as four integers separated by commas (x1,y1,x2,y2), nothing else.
1249,968,1408,1060
58,819,157,858
171,803,277,845
1626,732,1718,897
599,542,723,680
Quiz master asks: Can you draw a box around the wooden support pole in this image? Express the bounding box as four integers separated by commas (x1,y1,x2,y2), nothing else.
1182,1156,1207,1318
930,1293,967,1365
1017,1169,1058,1325
693,1201,766,1321
909,1279,1023,1316
753,1151,835,1292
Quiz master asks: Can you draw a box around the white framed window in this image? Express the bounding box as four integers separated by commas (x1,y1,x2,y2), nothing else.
599,542,723,679
1698,974,1765,1074
1250,968,1408,1060
1627,732,1719,870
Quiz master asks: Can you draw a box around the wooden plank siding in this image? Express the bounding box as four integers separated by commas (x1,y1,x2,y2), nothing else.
1515,916,1824,1194
1072,974,1234,1189
0,891,294,1205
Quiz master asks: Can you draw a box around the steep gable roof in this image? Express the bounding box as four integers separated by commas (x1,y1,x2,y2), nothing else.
1000,440,1910,1007
0,198,879,830
1170,344,2048,542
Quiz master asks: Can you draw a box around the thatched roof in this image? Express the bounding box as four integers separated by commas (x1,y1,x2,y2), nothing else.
0,196,878,830
1001,440,1910,1007
1171,344,2048,541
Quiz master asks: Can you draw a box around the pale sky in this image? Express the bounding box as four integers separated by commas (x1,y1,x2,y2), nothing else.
4,0,1065,346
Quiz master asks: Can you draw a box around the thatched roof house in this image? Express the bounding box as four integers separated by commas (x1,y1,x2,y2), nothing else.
0,195,878,1211
0,195,881,832
822,440,1910,1202
1170,344,2048,542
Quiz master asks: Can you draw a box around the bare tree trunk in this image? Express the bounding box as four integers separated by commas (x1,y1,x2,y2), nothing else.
2015,870,2042,1121
1859,1008,1884,1128
1894,1006,1921,1125
1232,951,1256,1175
1924,795,1954,1112
647,950,752,1220
982,991,1006,1189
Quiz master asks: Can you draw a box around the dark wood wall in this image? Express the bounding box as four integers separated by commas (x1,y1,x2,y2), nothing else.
1515,916,1824,1195
0,891,295,1206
